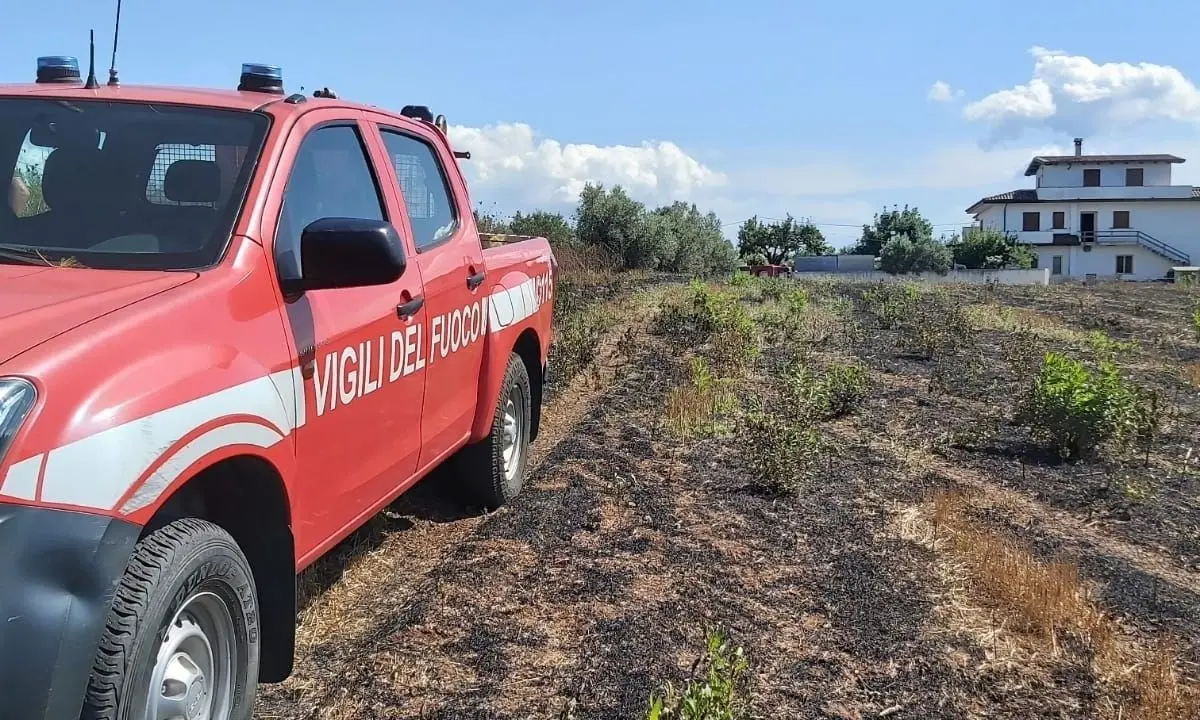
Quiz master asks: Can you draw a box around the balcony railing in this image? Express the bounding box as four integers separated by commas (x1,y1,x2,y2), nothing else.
1090,229,1190,265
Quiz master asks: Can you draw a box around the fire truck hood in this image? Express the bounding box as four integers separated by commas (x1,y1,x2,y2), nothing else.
0,265,196,365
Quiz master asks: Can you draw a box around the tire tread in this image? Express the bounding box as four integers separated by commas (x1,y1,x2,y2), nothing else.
80,518,238,720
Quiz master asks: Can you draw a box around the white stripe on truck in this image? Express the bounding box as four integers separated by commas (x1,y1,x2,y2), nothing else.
0,266,552,515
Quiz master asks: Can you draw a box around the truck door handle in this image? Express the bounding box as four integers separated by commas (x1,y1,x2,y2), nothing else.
396,296,425,319
466,270,486,290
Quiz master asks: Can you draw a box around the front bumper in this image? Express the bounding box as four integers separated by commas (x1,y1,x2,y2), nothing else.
0,503,139,720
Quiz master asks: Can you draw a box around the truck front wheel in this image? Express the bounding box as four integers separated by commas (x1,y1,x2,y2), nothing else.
456,351,532,510
81,518,260,720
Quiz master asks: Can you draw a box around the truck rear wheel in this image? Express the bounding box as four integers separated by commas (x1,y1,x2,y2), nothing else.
456,351,532,510
81,518,260,720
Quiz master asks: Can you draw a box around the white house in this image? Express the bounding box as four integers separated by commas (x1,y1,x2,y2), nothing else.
965,139,1198,281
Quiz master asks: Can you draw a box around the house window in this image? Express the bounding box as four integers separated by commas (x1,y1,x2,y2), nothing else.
1113,210,1130,229
1051,255,1063,275
1022,211,1040,232
1083,169,1101,186
1116,255,1134,274
1126,168,1144,186
1052,211,1065,229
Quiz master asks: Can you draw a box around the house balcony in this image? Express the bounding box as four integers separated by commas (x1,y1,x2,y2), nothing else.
1010,229,1189,264
1008,231,1077,246
1035,185,1194,201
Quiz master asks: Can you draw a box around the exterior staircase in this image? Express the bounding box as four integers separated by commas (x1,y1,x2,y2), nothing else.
1090,229,1191,265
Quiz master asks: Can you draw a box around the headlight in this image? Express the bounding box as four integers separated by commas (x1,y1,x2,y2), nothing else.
0,378,37,464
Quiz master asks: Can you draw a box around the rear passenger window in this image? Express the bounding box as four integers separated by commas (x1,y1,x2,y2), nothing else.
379,130,458,251
275,124,386,283
147,144,216,207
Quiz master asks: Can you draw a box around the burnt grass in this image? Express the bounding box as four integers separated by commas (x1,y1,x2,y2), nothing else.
256,277,1200,719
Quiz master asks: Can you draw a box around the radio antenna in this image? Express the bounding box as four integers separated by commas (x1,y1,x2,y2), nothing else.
107,0,122,86
84,30,100,89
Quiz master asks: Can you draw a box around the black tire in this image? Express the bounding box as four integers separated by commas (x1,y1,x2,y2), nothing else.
455,352,533,510
81,518,260,720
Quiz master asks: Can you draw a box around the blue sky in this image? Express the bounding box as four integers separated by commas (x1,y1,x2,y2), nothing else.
5,1,1200,247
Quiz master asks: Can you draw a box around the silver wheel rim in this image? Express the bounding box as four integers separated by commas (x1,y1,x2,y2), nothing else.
146,591,236,720
501,385,525,483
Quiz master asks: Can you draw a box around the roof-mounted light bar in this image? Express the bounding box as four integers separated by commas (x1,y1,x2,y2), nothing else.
36,56,81,84
238,63,284,95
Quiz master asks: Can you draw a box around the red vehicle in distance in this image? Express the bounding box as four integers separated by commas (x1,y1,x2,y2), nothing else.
0,58,555,720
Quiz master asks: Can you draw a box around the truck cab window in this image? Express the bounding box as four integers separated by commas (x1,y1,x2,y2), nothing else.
276,124,387,283
378,130,458,251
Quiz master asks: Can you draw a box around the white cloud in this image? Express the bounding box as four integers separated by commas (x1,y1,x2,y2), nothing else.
447,122,726,208
927,80,958,103
964,46,1200,142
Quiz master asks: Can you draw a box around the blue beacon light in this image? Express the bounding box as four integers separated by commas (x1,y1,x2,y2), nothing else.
36,56,82,84
238,63,284,94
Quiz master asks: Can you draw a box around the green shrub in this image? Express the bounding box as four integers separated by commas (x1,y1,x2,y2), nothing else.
784,361,870,419
667,357,737,436
646,628,749,720
758,276,787,302
899,292,976,361
860,283,919,329
1085,330,1139,358
657,281,759,369
742,411,826,496
785,286,810,314
1016,352,1159,460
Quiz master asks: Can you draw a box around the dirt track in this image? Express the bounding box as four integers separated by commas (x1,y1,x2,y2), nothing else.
255,277,1200,719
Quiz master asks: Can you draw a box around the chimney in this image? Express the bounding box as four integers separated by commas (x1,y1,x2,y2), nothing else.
1074,137,1083,157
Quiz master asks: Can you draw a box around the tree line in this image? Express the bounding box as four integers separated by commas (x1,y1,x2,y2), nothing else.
477,185,1033,277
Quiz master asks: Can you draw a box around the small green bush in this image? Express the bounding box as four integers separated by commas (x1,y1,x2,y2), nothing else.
667,357,737,436
742,412,826,496
758,276,787,302
646,628,749,720
900,292,976,361
1085,330,1139,358
860,283,919,329
783,361,870,419
659,281,759,369
1016,352,1159,460
785,286,810,315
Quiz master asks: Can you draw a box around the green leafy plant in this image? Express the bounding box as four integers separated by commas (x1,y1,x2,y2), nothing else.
783,361,870,419
1016,352,1160,460
860,283,919,329
758,276,787,302
785,286,810,315
658,281,759,369
646,628,750,720
900,293,976,362
741,411,826,496
1085,330,1139,358
667,357,737,436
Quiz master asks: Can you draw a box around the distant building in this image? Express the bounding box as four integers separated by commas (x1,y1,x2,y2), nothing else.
965,138,1196,281
792,254,875,273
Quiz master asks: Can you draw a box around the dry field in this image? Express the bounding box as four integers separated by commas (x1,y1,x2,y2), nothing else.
255,269,1200,719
